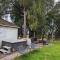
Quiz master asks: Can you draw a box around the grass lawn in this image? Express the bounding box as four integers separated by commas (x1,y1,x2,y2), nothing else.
14,41,60,60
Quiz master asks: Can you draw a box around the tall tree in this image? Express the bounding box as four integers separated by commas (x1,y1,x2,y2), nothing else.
12,1,24,26
27,0,54,38
13,0,33,37
47,2,60,39
13,0,54,38
27,0,44,37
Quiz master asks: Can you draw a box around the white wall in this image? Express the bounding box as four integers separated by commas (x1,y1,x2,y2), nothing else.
0,26,18,47
2,14,12,23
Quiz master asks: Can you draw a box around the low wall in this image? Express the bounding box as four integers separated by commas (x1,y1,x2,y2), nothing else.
2,41,27,51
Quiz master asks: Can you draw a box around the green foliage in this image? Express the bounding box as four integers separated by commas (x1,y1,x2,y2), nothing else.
12,0,33,26
27,0,45,31
12,0,24,26
47,2,60,38
16,0,33,10
0,0,14,18
12,0,54,37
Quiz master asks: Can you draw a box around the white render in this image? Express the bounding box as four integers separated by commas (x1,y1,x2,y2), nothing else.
0,26,18,47
1,14,12,23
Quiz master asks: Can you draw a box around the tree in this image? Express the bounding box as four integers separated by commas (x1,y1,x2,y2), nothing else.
0,0,14,18
12,1,24,26
13,0,33,37
47,2,60,38
27,0,45,38
12,0,54,38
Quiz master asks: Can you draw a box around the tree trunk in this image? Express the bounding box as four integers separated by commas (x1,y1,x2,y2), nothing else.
42,34,44,41
23,8,26,38
34,31,36,38
51,32,55,41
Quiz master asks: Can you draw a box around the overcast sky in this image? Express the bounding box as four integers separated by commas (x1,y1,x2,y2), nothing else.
55,0,59,2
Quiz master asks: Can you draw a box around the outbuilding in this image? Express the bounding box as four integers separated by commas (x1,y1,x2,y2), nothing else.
0,19,18,47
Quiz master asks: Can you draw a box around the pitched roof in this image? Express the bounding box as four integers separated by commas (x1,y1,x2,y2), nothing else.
0,19,18,28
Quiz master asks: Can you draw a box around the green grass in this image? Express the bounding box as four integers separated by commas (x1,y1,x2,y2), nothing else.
14,41,60,60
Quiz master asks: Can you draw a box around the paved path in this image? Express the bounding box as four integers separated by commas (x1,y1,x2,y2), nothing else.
0,52,21,60
0,44,43,60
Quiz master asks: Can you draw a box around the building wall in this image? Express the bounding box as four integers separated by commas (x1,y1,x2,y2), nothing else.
0,26,18,47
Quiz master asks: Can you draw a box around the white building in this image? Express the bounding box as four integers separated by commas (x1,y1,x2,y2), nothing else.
2,14,13,23
0,19,18,47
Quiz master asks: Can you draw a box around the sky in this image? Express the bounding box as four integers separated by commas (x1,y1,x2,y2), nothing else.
55,0,59,2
